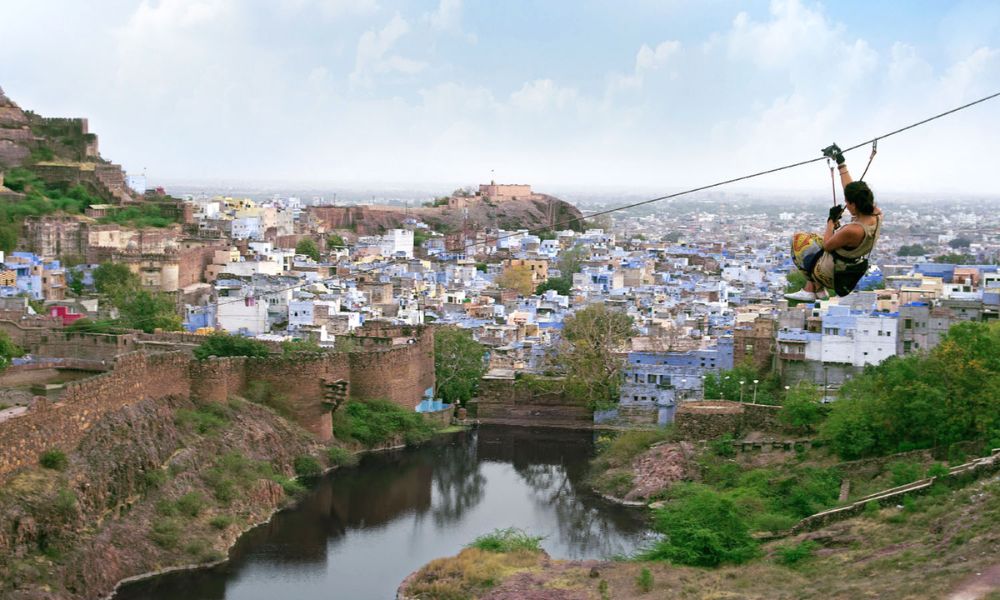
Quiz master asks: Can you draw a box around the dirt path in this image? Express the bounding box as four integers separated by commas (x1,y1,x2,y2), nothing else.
949,563,1000,600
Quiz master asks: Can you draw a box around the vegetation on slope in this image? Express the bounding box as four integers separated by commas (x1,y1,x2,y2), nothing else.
332,399,436,448
822,321,1000,459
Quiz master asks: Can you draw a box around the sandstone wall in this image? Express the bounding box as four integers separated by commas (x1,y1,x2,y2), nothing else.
674,400,783,440
476,375,592,427
0,327,436,479
0,352,191,477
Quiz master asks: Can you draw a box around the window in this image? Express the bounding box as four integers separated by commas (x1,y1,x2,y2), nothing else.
905,318,912,329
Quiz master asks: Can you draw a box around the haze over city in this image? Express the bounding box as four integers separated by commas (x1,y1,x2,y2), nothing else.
3,0,1000,195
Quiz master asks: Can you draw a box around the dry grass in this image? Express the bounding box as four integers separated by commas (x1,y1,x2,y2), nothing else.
406,547,542,599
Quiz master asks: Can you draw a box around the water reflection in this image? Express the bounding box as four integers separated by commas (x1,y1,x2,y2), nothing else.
115,426,648,600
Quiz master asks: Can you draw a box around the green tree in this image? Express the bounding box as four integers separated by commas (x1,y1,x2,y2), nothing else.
948,237,972,249
93,262,140,296
703,361,772,403
785,270,807,293
535,276,571,296
897,243,927,256
496,264,535,296
327,234,346,248
780,382,826,433
641,484,758,566
559,304,634,409
0,331,25,371
934,253,974,264
434,326,486,406
557,245,587,277
116,290,183,333
194,332,272,360
820,321,1000,459
296,238,321,262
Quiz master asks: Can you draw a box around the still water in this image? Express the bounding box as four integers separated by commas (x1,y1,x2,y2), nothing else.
115,425,651,600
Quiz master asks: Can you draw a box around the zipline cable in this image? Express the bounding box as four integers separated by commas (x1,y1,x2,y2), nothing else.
120,89,1000,322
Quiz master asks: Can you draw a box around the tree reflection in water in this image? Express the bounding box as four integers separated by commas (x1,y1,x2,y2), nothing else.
428,431,487,526
113,426,649,600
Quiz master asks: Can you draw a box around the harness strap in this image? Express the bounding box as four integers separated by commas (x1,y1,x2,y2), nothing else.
859,139,878,181
827,158,837,205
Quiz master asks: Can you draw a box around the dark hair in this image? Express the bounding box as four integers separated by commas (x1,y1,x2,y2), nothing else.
844,181,875,214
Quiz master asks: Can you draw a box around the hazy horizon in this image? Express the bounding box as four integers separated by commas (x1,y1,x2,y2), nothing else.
3,0,999,195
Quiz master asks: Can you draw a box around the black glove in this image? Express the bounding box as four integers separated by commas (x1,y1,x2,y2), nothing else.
828,204,845,223
821,143,845,165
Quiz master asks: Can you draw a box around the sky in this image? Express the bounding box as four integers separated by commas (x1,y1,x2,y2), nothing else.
2,0,1000,196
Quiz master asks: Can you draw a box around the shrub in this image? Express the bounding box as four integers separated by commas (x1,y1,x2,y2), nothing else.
594,470,634,498
863,500,880,518
710,434,736,457
193,332,271,360
889,461,922,487
641,484,758,566
151,518,181,548
926,463,950,479
775,540,819,566
156,498,178,516
599,579,610,599
293,455,322,478
273,475,306,497
50,488,78,520
337,399,435,448
591,428,673,473
39,449,68,471
327,446,359,468
635,567,653,593
176,404,229,435
202,451,274,505
468,528,543,553
176,492,207,517
143,469,168,490
209,515,234,530
184,538,223,563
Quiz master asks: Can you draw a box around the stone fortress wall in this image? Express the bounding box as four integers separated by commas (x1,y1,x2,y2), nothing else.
0,324,435,480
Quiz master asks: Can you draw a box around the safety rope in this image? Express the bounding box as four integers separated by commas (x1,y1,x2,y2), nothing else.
859,139,878,181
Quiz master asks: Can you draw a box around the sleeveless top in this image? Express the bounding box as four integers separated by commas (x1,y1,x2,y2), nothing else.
833,214,881,262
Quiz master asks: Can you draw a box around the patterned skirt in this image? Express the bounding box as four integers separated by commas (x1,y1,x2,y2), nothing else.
790,232,834,290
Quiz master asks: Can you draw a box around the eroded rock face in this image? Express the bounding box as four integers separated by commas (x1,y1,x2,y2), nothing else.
624,441,696,502
0,395,321,600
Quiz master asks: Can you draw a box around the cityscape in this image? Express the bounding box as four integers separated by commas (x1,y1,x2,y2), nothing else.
1,2,999,599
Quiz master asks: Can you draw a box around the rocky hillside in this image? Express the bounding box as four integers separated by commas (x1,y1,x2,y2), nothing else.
0,394,325,600
311,193,586,237
0,86,134,204
399,474,1000,599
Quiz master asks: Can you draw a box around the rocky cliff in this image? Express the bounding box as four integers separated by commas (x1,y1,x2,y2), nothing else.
0,394,322,600
311,193,586,236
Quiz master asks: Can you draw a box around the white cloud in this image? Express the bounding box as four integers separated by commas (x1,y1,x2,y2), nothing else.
610,40,681,92
510,79,579,112
425,0,476,42
350,13,427,89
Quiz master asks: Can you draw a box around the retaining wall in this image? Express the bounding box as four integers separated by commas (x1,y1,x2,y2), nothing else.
0,327,436,479
476,375,592,427
674,400,782,440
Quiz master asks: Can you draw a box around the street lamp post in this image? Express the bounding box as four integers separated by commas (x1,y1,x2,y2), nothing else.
739,380,745,403
724,376,730,400
681,378,687,402
701,374,706,400
752,379,759,404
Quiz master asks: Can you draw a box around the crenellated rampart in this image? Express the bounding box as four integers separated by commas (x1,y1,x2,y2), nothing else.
0,326,435,479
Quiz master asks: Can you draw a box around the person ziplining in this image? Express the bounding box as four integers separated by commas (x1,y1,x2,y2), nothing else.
786,143,883,302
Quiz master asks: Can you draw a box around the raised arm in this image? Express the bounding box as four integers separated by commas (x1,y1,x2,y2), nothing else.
837,161,853,188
